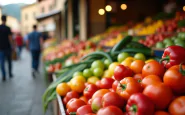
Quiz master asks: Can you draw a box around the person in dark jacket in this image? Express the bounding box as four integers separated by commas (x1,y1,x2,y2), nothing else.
27,25,43,78
0,15,14,81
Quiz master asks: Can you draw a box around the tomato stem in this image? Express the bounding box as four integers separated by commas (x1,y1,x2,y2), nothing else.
130,104,137,113
70,112,76,115
179,63,185,76
160,56,170,64
121,84,127,90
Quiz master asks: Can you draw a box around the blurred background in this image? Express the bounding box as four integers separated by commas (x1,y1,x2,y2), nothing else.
0,0,184,41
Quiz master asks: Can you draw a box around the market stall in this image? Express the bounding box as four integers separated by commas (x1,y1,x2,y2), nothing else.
42,9,185,115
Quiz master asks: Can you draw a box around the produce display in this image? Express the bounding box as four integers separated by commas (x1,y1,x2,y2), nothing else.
42,11,185,115
42,33,185,115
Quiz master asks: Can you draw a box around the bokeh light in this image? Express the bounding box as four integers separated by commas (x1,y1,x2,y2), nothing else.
98,9,105,15
121,4,127,10
105,5,112,12
183,6,185,11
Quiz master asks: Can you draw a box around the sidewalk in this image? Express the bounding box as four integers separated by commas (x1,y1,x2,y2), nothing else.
0,49,52,115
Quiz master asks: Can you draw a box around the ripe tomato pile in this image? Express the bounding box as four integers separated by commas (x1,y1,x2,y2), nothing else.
56,48,185,115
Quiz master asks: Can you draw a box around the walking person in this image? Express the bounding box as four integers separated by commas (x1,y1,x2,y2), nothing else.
15,33,23,59
0,15,14,81
26,25,43,78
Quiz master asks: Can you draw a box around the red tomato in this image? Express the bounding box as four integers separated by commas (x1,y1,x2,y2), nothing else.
65,91,80,103
83,84,99,99
114,65,133,81
154,111,170,115
95,80,101,88
117,77,143,100
97,106,124,115
76,105,93,115
142,61,165,78
79,96,88,104
112,80,119,92
63,97,68,105
102,92,125,109
92,89,110,100
143,83,173,110
88,99,92,105
141,75,162,88
163,65,185,94
100,78,114,89
67,99,86,113
133,74,144,83
169,96,185,115
91,97,103,113
85,113,96,115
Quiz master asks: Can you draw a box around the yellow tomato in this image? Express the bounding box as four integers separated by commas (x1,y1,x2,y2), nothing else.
103,70,112,78
70,78,85,93
121,57,135,67
73,75,86,83
145,59,155,63
87,76,100,85
56,83,71,96
108,62,120,76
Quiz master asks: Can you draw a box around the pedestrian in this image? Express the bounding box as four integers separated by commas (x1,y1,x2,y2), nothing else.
0,15,14,81
15,33,23,59
26,25,43,78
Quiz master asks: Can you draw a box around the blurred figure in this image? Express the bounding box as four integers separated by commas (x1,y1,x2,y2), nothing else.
27,25,43,78
23,33,28,45
0,15,14,81
164,0,177,13
15,33,23,59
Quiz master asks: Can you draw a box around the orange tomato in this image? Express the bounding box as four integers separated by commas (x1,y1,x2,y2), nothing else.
116,77,143,100
142,60,165,78
154,111,170,115
121,57,135,68
133,74,144,83
130,60,145,74
143,83,173,110
141,75,162,88
56,83,71,96
92,89,110,100
169,96,185,115
70,78,85,93
163,65,185,94
79,96,88,104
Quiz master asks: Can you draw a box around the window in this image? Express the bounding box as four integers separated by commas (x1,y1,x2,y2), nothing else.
49,5,53,11
42,7,45,13
33,12,36,18
25,14,28,20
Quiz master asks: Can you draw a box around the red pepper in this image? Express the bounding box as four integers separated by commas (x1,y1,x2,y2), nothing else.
126,93,155,115
161,46,185,68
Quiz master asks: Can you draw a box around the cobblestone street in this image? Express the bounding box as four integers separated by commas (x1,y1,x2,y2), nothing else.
0,49,52,115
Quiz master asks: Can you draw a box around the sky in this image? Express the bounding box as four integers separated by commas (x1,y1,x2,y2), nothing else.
0,0,36,5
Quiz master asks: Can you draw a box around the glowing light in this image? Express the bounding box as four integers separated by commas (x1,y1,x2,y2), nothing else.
98,9,105,15
183,6,185,11
121,4,127,10
105,5,112,12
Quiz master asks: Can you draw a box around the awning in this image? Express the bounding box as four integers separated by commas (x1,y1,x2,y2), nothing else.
36,10,61,21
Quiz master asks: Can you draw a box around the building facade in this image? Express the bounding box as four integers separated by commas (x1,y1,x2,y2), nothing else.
21,3,38,36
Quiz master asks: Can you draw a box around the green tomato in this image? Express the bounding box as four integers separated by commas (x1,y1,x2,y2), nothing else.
174,39,184,44
163,38,172,44
134,53,146,61
83,69,93,78
155,42,164,48
91,60,104,70
93,68,104,77
175,42,185,48
73,71,83,77
165,41,174,48
117,52,130,63
104,59,111,69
